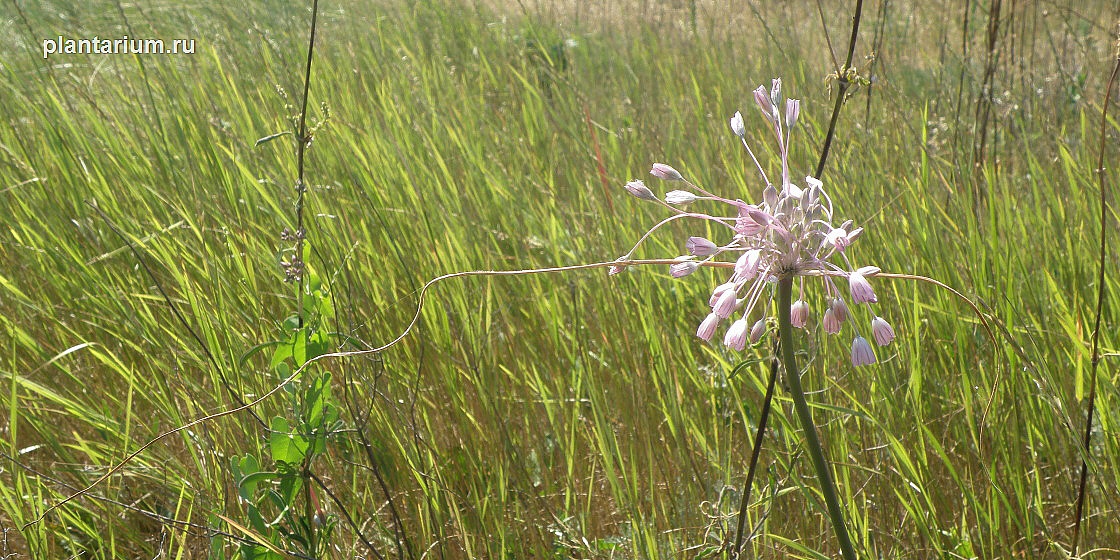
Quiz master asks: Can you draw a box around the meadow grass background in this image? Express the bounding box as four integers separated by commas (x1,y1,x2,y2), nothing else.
1,0,1119,557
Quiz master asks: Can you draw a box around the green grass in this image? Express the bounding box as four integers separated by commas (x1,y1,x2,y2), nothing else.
1,0,1118,558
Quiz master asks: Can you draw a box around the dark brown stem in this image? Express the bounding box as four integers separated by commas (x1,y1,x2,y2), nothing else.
1070,39,1120,559
294,0,320,329
815,0,865,179
310,470,387,560
730,352,778,558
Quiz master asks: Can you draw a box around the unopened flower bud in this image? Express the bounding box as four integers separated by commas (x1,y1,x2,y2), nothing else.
730,111,745,137
650,163,683,181
670,260,700,278
749,318,767,344
713,289,738,318
624,180,656,201
696,313,720,341
871,316,895,346
724,318,748,351
848,271,877,303
665,190,698,205
830,297,850,322
823,308,842,334
709,282,736,307
763,184,778,208
735,249,761,280
785,98,800,129
686,236,719,256
851,336,876,366
791,299,809,328
753,85,774,122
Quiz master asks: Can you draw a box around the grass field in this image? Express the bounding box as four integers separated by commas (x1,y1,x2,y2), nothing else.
1,0,1119,558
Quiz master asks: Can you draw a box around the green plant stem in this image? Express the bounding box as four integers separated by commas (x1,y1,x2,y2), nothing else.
776,277,857,560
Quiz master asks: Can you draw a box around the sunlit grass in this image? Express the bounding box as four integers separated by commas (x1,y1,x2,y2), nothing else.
1,0,1118,558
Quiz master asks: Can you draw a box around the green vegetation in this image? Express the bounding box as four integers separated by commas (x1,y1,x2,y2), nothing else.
1,1,1117,557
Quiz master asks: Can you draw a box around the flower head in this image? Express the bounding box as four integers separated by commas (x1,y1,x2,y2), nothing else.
617,79,892,362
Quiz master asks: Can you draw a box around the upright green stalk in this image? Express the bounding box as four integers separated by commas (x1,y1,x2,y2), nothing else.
776,278,857,560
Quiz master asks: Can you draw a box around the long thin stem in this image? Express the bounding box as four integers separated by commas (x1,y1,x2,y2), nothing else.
736,0,865,548
294,0,320,329
1070,41,1120,559
814,0,865,179
730,352,778,558
777,277,857,560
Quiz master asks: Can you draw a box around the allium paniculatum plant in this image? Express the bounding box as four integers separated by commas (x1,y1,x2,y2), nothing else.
616,79,885,560
618,78,894,367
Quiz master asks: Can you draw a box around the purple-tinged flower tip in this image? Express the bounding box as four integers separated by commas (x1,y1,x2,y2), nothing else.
763,184,778,208
608,257,628,276
830,297,850,322
791,299,809,328
823,308,842,334
686,236,719,256
785,98,800,129
847,227,864,243
851,336,876,366
770,78,782,106
856,265,881,277
749,318,767,344
713,289,739,318
724,318,748,351
670,260,700,278
826,227,852,252
709,282,735,307
848,271,878,304
650,163,683,181
735,249,762,280
736,206,770,236
697,312,720,342
665,190,697,205
623,179,656,201
730,111,746,137
871,316,895,346
753,85,774,121
747,207,772,226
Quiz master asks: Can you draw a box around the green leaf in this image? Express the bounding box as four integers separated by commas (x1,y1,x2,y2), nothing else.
269,416,309,465
240,340,283,367
269,332,297,371
239,471,281,498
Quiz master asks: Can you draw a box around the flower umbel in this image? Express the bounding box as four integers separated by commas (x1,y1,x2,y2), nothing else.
618,79,893,365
